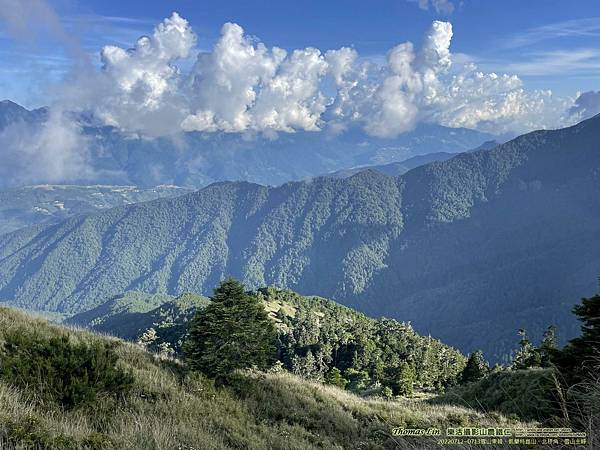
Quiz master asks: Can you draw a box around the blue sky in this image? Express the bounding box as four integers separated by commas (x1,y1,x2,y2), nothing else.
1,0,599,108
0,0,599,137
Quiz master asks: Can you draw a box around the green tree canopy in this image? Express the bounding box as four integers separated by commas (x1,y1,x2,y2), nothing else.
325,367,349,389
553,293,600,382
538,325,557,368
512,329,541,370
460,350,489,383
184,278,277,381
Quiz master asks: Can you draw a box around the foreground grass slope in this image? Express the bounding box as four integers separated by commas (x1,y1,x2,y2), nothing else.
0,307,523,450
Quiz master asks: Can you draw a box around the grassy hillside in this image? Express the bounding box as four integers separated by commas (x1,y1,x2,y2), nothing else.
2,115,600,361
0,307,524,450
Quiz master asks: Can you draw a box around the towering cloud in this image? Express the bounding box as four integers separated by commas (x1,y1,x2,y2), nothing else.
9,12,575,139
59,12,196,137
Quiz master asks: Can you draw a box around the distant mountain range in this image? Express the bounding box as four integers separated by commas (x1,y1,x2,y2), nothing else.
1,114,599,361
0,148,498,235
323,140,498,179
0,99,47,129
0,184,192,235
0,99,496,189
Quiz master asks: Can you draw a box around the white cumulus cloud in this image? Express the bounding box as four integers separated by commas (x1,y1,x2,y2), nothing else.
60,12,196,137
53,13,575,138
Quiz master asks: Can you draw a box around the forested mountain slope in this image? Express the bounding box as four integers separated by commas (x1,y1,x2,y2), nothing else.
1,115,599,360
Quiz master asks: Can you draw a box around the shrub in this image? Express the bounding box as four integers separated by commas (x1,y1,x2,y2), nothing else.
0,330,133,410
0,414,116,449
325,367,349,389
432,368,556,422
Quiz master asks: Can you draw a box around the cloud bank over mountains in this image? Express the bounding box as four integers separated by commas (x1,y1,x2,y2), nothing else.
54,12,572,138
0,10,586,186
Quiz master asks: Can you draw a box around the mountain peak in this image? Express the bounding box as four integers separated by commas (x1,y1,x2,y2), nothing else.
0,99,26,110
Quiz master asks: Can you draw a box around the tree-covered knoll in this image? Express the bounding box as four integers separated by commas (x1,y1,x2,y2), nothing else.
79,283,466,396
257,287,465,394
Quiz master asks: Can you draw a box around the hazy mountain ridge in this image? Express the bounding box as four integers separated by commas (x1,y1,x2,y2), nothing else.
0,100,47,130
67,291,210,347
323,152,457,179
0,184,192,235
1,115,599,360
324,140,499,179
0,100,495,189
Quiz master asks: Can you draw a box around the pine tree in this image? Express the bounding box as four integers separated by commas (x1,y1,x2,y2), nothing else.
512,329,541,369
384,362,415,396
539,325,557,367
395,362,416,396
325,367,349,389
292,350,319,378
460,350,489,383
554,293,600,382
184,278,277,381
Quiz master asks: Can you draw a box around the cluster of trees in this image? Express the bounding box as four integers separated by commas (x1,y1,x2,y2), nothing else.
438,285,600,435
184,280,465,396
266,289,464,395
460,282,600,387
459,286,600,384
458,324,559,384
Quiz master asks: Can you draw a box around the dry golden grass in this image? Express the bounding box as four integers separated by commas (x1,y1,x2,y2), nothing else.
0,307,534,449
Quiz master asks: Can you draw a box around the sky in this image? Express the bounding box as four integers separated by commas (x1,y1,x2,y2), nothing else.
1,0,600,138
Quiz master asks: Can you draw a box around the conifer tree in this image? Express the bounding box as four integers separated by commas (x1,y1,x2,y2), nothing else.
539,325,557,367
325,367,349,389
460,350,489,383
184,278,277,381
512,329,541,369
554,292,600,382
